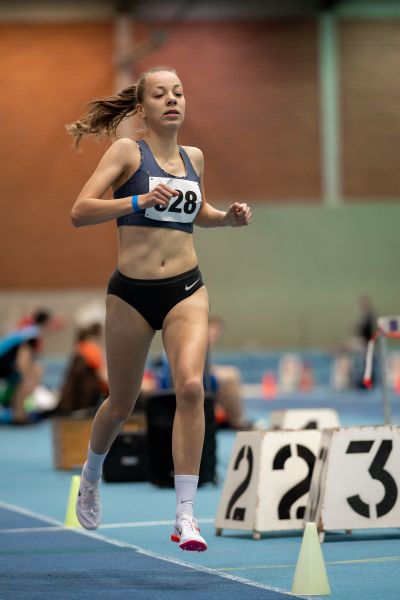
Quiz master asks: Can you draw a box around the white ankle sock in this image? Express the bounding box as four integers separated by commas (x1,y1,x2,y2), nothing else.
82,447,108,484
174,474,199,518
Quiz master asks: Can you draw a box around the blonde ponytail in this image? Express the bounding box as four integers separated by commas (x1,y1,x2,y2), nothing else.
66,66,177,148
66,85,137,147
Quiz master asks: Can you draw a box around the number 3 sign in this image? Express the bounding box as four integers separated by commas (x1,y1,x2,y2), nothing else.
305,426,400,540
215,430,322,539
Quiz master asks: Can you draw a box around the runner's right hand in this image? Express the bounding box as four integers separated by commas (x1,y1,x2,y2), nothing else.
137,184,178,209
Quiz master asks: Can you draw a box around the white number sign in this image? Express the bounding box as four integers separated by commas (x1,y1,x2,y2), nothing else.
305,426,400,539
269,408,340,431
215,430,322,538
145,176,202,223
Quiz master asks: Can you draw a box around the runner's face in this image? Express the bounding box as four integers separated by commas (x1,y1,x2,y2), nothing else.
140,71,185,130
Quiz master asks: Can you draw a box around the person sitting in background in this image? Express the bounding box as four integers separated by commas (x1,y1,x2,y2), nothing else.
0,309,53,423
207,315,252,430
57,323,108,415
151,315,251,429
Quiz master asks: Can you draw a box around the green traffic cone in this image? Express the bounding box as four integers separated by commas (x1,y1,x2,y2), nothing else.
291,522,331,596
64,475,81,528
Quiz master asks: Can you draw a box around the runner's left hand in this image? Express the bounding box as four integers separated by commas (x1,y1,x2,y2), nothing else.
223,202,252,227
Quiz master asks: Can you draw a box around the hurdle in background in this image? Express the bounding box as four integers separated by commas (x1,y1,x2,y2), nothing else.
363,315,400,424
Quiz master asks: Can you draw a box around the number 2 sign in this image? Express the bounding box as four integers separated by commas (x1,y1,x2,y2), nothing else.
305,426,400,539
215,430,322,539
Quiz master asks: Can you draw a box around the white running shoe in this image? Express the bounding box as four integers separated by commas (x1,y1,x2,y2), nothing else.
76,477,101,530
171,515,208,552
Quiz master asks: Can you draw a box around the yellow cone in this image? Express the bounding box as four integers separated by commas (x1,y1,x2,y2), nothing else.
291,522,331,596
64,475,81,528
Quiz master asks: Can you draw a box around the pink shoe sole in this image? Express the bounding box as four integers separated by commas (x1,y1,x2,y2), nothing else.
170,533,207,552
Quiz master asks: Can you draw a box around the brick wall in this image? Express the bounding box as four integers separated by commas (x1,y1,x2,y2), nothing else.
3,18,400,288
1,19,321,287
135,19,321,202
340,19,400,200
0,23,116,287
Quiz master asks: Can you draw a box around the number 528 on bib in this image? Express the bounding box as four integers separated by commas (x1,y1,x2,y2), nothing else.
145,176,202,223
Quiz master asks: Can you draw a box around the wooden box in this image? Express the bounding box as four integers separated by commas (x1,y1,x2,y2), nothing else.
51,413,146,470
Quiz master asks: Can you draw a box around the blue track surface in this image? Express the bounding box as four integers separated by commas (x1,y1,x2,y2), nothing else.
0,506,296,599
1,384,400,600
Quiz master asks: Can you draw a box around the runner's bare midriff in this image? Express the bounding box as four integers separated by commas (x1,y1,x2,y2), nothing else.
117,225,198,279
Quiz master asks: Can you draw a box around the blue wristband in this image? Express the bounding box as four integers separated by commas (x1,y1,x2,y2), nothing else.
132,195,140,212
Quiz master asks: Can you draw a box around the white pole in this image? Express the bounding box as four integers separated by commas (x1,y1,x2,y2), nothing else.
379,335,392,425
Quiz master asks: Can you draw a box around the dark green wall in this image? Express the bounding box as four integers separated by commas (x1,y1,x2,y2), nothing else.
195,203,400,349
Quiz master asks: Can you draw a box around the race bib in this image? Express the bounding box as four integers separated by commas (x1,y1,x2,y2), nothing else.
145,177,202,223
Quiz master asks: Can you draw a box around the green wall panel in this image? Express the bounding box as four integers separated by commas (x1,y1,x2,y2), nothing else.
195,203,400,349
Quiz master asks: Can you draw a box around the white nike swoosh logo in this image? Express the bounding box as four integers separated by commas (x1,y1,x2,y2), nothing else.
185,278,200,291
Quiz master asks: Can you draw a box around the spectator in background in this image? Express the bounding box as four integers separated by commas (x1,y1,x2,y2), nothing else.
0,309,53,423
278,353,303,393
77,323,108,391
57,323,108,415
353,295,377,388
207,315,252,430
154,315,251,429
354,295,376,347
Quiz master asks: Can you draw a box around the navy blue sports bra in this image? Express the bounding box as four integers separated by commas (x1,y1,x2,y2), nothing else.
114,139,202,234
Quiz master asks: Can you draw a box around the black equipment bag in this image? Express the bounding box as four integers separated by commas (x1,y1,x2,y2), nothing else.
103,430,148,482
145,390,217,487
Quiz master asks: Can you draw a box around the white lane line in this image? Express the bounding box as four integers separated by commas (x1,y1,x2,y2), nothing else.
0,517,215,533
0,526,65,533
0,500,295,598
218,555,400,572
100,517,215,529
